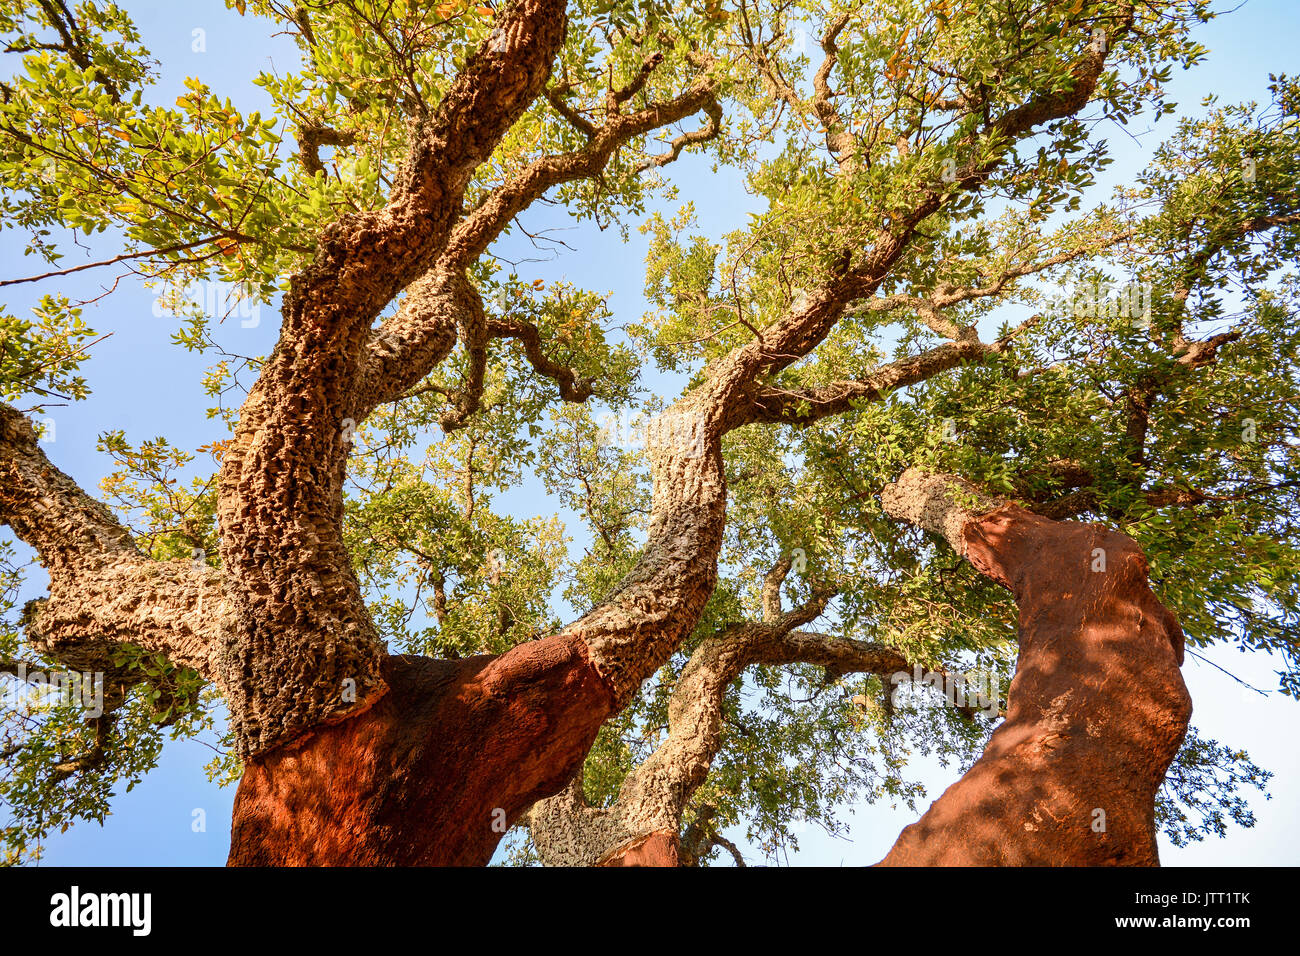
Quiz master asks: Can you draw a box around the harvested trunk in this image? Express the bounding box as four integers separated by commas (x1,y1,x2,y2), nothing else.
878,469,1192,865
228,640,612,866
598,832,682,866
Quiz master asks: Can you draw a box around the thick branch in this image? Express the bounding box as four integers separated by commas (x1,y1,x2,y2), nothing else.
355,268,466,414
877,468,1191,865
357,72,719,414
633,97,723,173
713,12,1133,430
744,327,1032,426
0,403,220,678
811,14,857,171
215,1,573,756
530,582,912,866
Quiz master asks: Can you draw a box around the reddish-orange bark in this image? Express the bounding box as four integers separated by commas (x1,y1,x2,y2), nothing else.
878,503,1191,865
596,831,681,867
227,635,612,866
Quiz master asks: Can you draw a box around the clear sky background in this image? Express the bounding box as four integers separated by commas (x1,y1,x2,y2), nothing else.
1,0,1297,866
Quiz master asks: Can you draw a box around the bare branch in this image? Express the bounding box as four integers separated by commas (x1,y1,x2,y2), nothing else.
633,98,723,173
488,315,594,402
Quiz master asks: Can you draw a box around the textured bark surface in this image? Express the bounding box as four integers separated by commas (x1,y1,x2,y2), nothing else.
597,831,681,866
228,636,612,865
878,469,1191,865
569,413,727,708
528,560,913,866
214,0,571,757
2,0,732,864
0,403,221,676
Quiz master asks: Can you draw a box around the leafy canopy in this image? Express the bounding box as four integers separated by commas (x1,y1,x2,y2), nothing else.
1,0,1296,864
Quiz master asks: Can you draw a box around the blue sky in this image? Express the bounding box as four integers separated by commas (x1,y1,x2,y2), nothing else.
2,0,1298,866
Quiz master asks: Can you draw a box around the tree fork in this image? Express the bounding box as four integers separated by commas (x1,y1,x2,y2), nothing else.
877,468,1192,865
228,416,726,865
227,636,614,866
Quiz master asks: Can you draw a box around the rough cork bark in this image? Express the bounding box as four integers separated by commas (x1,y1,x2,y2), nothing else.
0,403,221,677
0,0,734,855
224,380,729,863
877,469,1191,865
214,0,572,757
527,561,913,867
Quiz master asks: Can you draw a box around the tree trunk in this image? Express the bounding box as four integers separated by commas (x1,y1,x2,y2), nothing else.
227,637,612,865
877,469,1192,865
597,832,682,866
